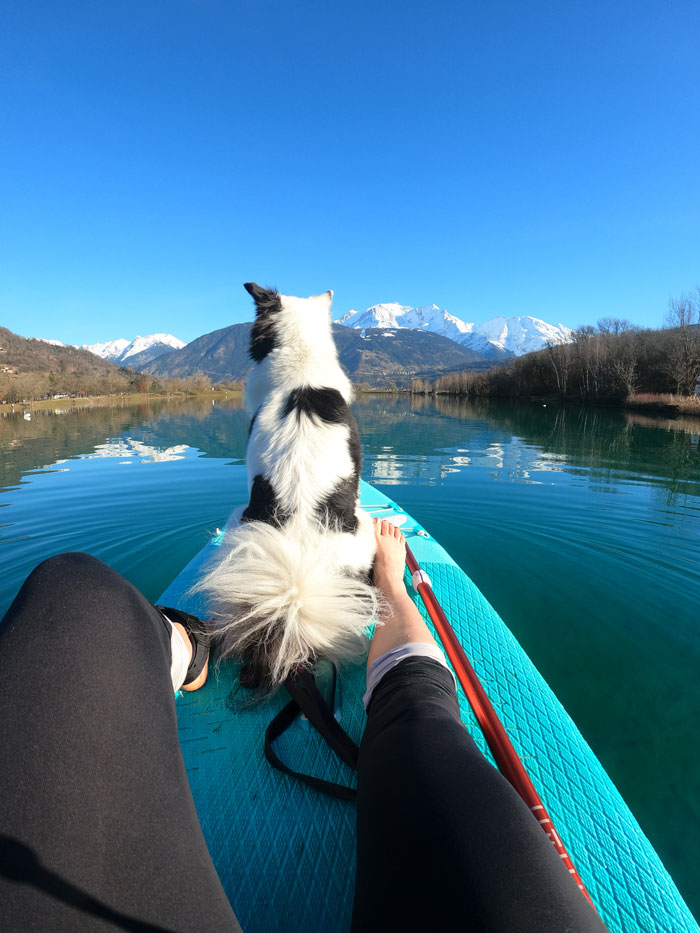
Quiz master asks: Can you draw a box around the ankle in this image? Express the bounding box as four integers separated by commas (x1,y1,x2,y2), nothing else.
376,578,409,604
172,622,193,665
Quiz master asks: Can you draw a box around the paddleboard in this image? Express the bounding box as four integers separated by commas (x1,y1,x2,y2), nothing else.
161,480,698,933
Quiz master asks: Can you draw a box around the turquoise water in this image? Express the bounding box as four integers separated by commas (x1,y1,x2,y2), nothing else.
1,394,699,919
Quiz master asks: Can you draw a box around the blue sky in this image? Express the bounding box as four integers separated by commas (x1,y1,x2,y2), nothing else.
2,0,699,345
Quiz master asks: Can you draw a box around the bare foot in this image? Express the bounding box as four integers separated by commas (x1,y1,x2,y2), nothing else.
368,519,439,670
373,518,407,598
172,621,209,692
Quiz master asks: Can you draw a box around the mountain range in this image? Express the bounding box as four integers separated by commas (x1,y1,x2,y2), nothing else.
81,334,186,368
34,304,573,387
336,304,572,358
140,323,490,387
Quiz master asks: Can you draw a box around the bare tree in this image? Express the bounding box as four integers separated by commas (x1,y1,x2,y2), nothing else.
546,342,571,396
664,292,700,394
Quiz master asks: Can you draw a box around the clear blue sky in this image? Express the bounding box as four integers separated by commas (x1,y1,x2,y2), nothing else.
2,0,699,344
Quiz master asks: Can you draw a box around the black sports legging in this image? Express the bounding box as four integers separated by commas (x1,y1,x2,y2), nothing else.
0,553,606,932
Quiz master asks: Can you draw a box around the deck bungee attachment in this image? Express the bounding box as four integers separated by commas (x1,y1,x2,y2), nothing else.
404,542,597,912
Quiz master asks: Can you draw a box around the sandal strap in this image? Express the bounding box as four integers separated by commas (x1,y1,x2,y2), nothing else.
156,605,211,686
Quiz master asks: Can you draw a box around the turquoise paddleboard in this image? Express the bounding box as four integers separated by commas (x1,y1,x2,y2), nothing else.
161,481,698,933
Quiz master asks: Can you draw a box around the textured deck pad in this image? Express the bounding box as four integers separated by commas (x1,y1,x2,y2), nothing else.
164,482,698,933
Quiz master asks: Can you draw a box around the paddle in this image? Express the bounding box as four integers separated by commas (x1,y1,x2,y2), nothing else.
404,541,596,909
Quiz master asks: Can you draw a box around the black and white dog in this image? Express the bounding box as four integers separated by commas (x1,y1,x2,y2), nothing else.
196,283,377,687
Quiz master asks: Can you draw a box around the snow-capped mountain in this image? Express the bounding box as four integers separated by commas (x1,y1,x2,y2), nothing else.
34,337,67,347
468,316,572,356
337,303,471,343
82,334,186,365
82,338,131,361
336,303,572,358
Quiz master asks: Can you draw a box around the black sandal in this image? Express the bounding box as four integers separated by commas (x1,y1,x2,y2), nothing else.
156,605,211,687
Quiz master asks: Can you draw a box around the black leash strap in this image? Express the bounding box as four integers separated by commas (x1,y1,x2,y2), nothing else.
264,667,359,801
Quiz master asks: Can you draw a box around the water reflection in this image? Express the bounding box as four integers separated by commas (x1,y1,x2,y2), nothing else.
0,397,247,487
3,394,700,504
351,395,700,500
90,440,190,463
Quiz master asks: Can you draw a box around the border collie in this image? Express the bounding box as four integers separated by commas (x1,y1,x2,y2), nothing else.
195,283,377,687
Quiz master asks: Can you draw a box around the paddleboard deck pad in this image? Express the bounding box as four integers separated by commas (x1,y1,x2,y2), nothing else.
162,481,698,932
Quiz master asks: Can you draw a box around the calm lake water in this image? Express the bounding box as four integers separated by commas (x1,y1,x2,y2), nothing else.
1,394,699,918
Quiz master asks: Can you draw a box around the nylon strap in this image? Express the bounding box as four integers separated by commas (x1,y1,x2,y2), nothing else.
264,667,359,800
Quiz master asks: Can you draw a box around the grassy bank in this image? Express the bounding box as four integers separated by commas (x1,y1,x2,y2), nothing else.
624,392,700,415
390,387,700,420
0,389,243,416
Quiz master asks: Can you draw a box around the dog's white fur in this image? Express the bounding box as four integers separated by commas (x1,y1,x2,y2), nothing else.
194,287,377,686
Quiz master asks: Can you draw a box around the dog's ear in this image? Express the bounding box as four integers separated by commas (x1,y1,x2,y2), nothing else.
244,282,270,304
247,284,282,362
244,282,280,315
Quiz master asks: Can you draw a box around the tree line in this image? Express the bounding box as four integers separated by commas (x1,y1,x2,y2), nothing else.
416,290,700,401
0,327,244,404
0,367,243,405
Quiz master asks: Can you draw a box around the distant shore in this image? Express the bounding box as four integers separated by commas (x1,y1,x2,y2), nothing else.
398,389,700,419
0,390,243,416
5,387,700,422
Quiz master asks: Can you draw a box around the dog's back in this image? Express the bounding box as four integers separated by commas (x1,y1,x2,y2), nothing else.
194,284,377,687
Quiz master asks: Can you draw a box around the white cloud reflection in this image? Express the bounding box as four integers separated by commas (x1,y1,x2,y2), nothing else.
366,440,566,485
89,438,190,463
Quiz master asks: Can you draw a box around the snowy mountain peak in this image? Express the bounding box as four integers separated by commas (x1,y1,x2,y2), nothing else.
120,333,186,361
82,334,186,364
81,338,130,360
471,316,573,355
33,337,67,347
336,302,572,358
336,302,471,342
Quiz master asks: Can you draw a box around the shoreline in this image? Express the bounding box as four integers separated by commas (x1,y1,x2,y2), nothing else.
6,387,700,422
389,390,700,420
1,389,243,416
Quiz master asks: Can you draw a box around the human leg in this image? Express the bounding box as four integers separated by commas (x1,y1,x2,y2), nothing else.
0,552,239,932
353,523,606,932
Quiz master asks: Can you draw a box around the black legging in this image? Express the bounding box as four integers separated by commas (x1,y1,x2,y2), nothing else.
354,659,607,932
0,554,606,932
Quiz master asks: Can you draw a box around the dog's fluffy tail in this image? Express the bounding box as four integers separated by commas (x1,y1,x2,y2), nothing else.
192,520,378,687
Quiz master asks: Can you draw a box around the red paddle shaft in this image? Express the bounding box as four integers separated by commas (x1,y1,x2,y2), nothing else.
404,543,595,909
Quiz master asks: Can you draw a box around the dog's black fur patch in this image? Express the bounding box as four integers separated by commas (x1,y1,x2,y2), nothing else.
245,282,282,363
282,386,349,424
242,475,288,526
315,414,362,532
281,387,362,531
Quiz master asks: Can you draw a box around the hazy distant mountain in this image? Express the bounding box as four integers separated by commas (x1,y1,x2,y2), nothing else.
336,303,572,358
82,334,186,366
144,322,489,387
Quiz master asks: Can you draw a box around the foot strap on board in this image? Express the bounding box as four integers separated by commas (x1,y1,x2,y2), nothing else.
264,666,359,801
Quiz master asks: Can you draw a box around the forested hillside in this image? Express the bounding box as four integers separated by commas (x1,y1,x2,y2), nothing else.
0,327,216,403
427,293,700,402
